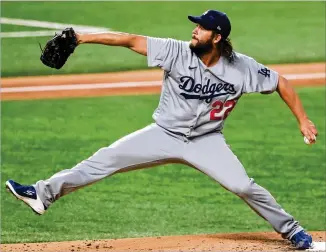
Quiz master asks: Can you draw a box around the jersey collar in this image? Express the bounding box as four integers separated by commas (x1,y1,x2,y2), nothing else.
187,44,225,77
196,56,225,77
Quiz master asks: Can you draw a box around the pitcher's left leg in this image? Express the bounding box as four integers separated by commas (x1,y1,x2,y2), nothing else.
183,132,305,240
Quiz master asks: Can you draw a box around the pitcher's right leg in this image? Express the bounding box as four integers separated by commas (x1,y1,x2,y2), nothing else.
15,124,183,210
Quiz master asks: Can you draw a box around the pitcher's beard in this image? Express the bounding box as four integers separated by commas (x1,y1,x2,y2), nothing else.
189,42,214,57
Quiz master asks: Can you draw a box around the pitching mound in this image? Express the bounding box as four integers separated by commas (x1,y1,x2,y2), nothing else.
2,231,325,252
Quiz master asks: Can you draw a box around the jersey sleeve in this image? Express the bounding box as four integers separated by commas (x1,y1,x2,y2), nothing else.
242,57,279,94
147,37,183,72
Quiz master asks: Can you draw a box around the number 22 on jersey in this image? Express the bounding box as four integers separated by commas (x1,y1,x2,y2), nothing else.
210,100,237,121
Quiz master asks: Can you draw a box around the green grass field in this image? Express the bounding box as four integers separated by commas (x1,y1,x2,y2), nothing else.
1,1,325,77
1,87,325,243
1,0,325,245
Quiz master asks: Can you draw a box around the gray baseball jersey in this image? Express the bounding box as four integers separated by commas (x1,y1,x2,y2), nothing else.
34,37,303,239
147,37,278,137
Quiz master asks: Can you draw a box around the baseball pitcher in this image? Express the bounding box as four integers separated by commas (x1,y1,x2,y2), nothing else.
6,10,318,250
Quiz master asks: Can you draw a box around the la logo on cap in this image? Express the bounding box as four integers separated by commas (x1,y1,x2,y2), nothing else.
217,26,221,30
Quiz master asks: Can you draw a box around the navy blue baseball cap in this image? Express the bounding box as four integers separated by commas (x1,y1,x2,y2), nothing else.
188,10,231,38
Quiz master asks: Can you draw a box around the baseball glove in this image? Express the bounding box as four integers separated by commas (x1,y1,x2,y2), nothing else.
39,28,78,69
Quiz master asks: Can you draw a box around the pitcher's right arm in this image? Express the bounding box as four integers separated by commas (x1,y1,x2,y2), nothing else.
76,32,148,56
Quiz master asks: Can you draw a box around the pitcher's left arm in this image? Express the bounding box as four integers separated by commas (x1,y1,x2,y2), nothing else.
276,76,318,144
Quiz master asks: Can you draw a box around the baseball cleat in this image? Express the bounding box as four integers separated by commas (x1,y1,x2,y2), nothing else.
5,179,46,215
290,230,313,250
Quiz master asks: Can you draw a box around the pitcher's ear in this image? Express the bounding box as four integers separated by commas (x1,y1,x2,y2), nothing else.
213,33,222,44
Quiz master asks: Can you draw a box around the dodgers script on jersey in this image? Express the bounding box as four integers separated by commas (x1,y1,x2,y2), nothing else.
147,37,279,137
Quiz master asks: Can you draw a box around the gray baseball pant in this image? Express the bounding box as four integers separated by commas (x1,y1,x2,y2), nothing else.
34,123,302,239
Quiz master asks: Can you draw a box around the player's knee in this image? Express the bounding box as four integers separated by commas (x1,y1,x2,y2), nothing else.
228,183,252,197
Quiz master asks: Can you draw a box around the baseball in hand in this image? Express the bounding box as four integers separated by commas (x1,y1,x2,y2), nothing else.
304,135,316,145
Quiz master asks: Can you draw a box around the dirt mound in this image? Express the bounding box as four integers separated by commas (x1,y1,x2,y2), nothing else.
2,231,325,252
